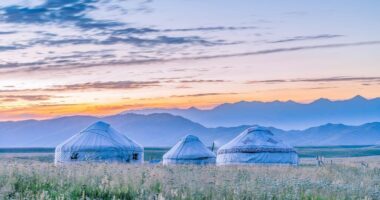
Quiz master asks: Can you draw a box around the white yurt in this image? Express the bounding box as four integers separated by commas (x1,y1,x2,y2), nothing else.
55,121,143,164
163,135,216,165
216,126,298,165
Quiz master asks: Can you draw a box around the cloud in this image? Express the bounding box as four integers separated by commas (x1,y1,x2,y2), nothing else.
0,43,29,52
269,34,344,43
16,34,235,54
0,61,47,69
0,61,48,70
50,81,160,91
110,27,158,35
247,76,380,84
0,81,161,93
0,0,124,30
111,26,258,35
2,40,379,72
0,1,260,72
160,26,258,32
0,1,378,75
0,46,20,51
0,95,52,102
293,76,380,82
295,77,380,83
103,40,380,64
32,38,98,46
0,1,243,51
187,41,380,61
247,79,287,84
180,79,228,83
0,31,17,35
171,92,238,98
100,35,232,46
44,51,115,61
305,86,338,90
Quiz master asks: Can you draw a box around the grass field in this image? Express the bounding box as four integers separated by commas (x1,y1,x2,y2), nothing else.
0,156,380,199
0,146,380,199
2,145,380,163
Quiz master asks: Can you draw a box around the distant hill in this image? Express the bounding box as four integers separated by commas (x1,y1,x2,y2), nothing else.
270,122,380,146
124,95,380,129
0,113,213,148
0,113,379,147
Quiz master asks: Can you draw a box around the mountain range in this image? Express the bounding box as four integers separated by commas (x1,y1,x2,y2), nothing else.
125,95,380,129
0,112,379,148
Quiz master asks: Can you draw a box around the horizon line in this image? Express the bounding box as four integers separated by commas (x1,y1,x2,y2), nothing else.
1,94,377,123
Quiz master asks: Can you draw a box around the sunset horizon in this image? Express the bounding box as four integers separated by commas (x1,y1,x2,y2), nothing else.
0,93,377,121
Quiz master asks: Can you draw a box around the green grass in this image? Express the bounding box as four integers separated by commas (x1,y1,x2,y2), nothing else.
296,146,380,158
0,158,380,199
144,147,169,161
1,148,380,199
0,148,54,153
2,146,380,164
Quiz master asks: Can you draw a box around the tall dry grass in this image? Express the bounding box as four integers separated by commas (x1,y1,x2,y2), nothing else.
0,157,379,199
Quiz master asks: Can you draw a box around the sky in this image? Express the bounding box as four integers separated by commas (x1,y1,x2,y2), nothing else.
0,0,379,121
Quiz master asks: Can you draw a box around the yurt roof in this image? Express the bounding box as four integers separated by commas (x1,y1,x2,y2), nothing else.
217,126,295,154
163,135,215,160
56,121,143,152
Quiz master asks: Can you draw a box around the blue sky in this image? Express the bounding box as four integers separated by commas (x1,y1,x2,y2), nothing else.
0,0,379,120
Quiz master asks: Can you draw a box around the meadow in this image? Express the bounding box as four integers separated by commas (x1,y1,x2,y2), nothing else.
0,156,380,199
2,145,380,163
0,147,380,199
